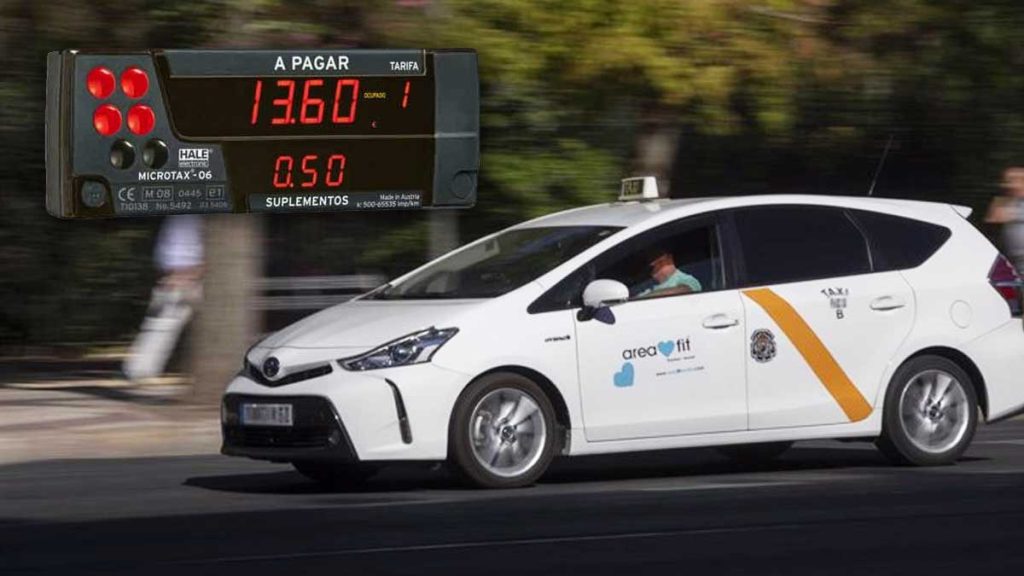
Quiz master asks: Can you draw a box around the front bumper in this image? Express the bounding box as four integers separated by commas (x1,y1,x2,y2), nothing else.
221,362,472,462
221,394,357,462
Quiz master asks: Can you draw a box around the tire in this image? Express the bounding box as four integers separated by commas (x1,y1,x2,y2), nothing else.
449,372,559,489
716,441,793,464
876,355,978,466
292,460,378,489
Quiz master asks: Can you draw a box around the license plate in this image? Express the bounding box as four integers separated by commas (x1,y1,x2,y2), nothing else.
241,403,293,427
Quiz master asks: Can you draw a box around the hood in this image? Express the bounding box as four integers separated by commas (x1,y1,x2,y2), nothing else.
256,299,485,350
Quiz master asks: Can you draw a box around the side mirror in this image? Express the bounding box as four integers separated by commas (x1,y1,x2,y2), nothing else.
581,278,626,309
579,280,628,324
582,279,629,309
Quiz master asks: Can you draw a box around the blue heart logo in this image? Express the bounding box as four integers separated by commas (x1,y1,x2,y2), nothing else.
658,340,674,357
613,362,635,388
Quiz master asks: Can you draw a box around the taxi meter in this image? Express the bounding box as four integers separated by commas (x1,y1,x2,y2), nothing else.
45,49,479,218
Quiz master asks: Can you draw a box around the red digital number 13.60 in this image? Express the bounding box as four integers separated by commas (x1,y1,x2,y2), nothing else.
251,79,360,126
272,154,347,189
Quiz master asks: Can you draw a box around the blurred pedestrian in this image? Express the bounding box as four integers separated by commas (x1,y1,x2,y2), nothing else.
123,215,205,382
986,166,1024,272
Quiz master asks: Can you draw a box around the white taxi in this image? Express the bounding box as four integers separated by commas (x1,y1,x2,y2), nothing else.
222,177,1024,488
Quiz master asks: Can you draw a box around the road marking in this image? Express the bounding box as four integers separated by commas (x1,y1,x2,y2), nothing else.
742,288,872,422
321,497,469,510
975,439,1024,445
167,508,1024,567
170,524,807,565
635,481,804,492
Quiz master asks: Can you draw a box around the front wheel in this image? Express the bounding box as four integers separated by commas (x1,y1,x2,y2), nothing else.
877,355,978,466
449,373,559,489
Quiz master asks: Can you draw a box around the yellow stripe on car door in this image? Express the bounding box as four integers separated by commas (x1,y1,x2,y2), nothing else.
742,288,872,422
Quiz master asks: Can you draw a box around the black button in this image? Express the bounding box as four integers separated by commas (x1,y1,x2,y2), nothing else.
143,139,169,169
80,180,108,208
110,140,135,169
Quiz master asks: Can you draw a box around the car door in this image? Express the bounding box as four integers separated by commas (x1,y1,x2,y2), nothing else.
731,205,916,430
571,215,749,442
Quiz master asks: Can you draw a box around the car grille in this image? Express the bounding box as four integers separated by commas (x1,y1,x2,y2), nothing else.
221,394,353,458
225,426,332,448
241,360,333,388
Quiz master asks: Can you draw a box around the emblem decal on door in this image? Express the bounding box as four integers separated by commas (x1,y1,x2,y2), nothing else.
750,329,777,363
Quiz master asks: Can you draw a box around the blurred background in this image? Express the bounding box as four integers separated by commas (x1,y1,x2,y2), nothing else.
2,0,1023,405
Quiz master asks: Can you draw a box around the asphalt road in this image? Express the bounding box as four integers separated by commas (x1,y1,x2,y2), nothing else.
4,420,1024,575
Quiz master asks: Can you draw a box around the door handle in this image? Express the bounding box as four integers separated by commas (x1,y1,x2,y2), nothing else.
702,313,739,329
870,295,906,311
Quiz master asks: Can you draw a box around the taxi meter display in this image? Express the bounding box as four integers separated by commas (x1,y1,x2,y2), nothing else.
45,49,479,218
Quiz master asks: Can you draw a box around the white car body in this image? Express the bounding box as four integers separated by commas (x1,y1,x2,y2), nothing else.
222,193,1024,471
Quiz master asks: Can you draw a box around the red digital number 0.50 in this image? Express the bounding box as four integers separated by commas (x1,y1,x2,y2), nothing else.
272,154,347,189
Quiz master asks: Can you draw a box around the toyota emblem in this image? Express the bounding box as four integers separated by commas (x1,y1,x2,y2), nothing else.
262,357,280,378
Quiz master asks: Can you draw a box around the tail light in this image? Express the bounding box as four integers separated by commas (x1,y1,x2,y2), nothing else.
989,254,1023,317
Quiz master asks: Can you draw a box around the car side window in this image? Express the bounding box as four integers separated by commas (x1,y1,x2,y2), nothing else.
528,218,725,313
733,205,872,286
848,209,952,271
591,221,721,300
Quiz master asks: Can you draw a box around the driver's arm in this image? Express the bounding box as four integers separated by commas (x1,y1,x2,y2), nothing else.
634,284,693,299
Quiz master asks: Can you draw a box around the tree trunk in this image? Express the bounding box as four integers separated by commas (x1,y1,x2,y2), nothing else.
188,215,263,405
428,211,460,259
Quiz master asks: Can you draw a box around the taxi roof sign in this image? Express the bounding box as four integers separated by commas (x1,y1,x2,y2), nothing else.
619,176,659,202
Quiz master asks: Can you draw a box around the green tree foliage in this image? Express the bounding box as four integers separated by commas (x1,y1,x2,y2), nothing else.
379,0,811,228
2,0,1024,348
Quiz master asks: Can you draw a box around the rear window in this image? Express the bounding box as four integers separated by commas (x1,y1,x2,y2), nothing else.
849,210,951,271
733,206,872,286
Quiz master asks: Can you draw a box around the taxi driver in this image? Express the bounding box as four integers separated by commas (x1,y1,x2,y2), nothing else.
634,246,702,298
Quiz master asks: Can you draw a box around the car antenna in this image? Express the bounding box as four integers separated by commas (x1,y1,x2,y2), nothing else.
867,134,895,197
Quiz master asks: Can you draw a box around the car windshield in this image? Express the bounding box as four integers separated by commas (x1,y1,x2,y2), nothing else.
367,226,621,300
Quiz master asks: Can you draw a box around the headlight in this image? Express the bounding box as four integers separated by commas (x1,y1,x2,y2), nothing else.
339,327,459,371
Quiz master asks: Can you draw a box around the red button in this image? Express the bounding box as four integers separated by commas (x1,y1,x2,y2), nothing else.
120,67,149,98
86,67,115,99
127,105,156,135
93,104,122,136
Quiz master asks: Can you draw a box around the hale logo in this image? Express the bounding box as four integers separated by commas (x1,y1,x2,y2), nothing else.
178,148,210,168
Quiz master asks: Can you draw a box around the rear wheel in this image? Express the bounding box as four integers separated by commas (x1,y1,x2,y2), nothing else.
449,372,558,489
292,461,378,488
877,355,978,466
715,441,793,464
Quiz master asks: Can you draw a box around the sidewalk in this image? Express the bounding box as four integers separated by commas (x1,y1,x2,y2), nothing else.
0,373,221,464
